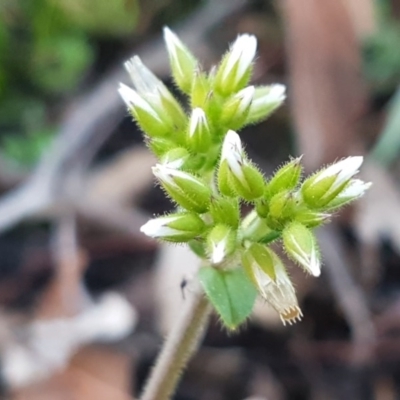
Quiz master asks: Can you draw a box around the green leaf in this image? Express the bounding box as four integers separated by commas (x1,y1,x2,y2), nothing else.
198,266,257,330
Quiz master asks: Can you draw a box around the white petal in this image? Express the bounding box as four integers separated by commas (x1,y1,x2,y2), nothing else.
210,237,227,264
339,179,372,199
118,83,160,120
163,27,185,75
189,108,208,137
224,34,257,83
234,86,255,114
140,217,179,238
315,156,364,184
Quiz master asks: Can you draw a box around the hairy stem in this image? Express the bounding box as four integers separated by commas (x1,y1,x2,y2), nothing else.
140,285,212,400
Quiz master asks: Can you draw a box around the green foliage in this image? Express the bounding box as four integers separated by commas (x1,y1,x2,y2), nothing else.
198,266,257,329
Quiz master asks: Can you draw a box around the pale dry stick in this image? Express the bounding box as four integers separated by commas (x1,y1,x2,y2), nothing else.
140,285,212,400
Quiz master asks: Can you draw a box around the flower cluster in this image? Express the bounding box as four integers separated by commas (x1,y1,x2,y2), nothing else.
119,28,371,328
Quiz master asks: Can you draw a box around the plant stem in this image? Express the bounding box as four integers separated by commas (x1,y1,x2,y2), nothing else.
140,285,212,400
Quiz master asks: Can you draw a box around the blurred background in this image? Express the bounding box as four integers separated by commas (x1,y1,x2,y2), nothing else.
0,0,400,398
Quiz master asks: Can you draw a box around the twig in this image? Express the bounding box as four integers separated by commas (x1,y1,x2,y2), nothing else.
140,285,212,400
317,225,376,364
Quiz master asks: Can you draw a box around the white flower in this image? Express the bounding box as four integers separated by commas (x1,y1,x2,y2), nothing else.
152,164,202,188
223,34,257,86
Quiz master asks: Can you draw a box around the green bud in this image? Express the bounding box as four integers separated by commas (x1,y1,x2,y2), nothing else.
209,196,240,228
206,224,237,265
282,222,321,276
219,130,265,201
164,27,198,93
119,84,171,137
187,108,212,153
124,56,187,130
245,84,286,125
152,164,211,213
140,212,205,242
191,70,210,109
220,86,254,130
266,157,303,198
242,243,276,282
217,160,236,197
214,34,257,96
161,147,190,169
266,191,297,230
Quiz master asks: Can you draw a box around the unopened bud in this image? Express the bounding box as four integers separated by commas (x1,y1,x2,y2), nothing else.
209,196,240,229
163,27,198,93
245,84,286,125
152,164,211,213
266,157,303,198
221,86,255,130
206,224,237,265
218,130,264,201
140,213,205,242
214,34,257,96
302,156,364,209
161,147,190,169
266,191,297,230
187,108,212,153
283,222,321,276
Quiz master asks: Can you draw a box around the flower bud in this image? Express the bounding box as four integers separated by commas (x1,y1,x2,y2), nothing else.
187,108,212,153
266,157,303,198
265,192,296,231
140,213,205,242
124,56,187,130
282,222,321,276
119,84,169,137
324,179,372,210
214,34,257,96
161,147,190,169
191,70,211,109
152,164,211,213
220,86,255,130
301,156,364,209
243,246,302,325
218,130,265,201
163,27,198,93
206,224,237,265
245,84,286,125
209,196,240,229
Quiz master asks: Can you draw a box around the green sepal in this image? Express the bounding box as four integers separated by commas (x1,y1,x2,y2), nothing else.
209,196,240,228
266,157,303,198
242,243,276,282
230,163,265,201
217,160,237,197
198,266,257,330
